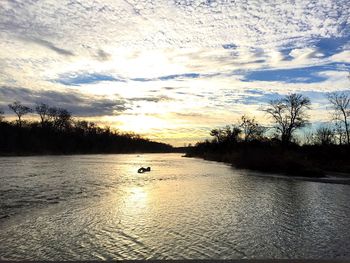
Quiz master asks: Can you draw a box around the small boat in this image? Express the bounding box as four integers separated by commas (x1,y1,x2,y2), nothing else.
138,167,151,173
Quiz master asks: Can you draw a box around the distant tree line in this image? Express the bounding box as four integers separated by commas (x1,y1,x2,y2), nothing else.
187,91,350,177
202,91,350,146
0,102,173,155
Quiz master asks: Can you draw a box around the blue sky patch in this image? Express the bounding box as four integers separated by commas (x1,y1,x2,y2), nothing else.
222,43,237,50
57,73,125,86
243,63,350,83
315,36,350,57
278,35,350,61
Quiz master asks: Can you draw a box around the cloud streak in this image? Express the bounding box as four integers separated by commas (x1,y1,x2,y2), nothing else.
0,86,127,116
26,38,75,56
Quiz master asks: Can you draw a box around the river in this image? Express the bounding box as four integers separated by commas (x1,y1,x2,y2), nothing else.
0,153,349,259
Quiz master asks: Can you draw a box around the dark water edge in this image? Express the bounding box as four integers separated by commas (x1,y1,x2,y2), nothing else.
185,153,350,185
185,142,350,178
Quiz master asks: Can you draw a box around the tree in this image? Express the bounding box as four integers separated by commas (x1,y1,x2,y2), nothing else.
8,101,32,127
239,115,266,141
35,103,50,127
0,109,4,122
314,125,335,146
210,125,241,143
47,107,71,130
48,106,59,125
263,93,311,144
328,92,350,145
334,117,347,145
210,128,221,142
75,120,98,134
224,125,242,143
55,108,72,131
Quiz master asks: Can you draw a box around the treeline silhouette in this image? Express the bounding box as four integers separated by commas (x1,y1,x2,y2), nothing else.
0,102,173,155
186,92,350,177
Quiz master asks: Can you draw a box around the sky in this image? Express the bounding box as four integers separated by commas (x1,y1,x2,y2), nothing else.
0,0,350,146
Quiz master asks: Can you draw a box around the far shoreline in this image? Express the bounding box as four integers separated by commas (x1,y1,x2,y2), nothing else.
184,154,350,185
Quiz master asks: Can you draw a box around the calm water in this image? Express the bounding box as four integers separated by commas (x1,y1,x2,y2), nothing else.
0,153,350,260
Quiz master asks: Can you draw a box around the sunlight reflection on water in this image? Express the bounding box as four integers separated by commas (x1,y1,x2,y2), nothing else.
126,186,148,208
0,153,350,260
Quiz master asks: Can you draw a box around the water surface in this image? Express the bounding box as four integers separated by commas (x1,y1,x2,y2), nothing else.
0,154,350,260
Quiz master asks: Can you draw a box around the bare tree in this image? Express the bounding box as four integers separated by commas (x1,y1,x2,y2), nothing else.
210,128,221,142
262,93,311,144
75,120,98,134
48,106,59,125
314,125,335,146
327,92,350,145
0,109,4,122
334,116,346,145
239,115,266,141
8,101,32,127
35,103,50,127
303,130,314,145
210,125,241,143
55,108,72,130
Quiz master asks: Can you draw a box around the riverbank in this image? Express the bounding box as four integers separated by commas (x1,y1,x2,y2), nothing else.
185,144,350,183
0,120,174,156
185,153,350,185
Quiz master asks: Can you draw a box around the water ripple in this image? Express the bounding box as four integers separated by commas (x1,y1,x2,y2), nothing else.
1,154,350,259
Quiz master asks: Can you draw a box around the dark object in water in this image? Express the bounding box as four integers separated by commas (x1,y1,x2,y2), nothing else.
138,167,151,173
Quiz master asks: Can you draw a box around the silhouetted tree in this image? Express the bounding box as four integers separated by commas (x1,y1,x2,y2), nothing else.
334,117,347,145
263,93,311,144
328,91,350,145
8,101,32,127
239,115,266,141
48,107,58,125
314,125,335,146
75,120,98,135
303,130,314,145
48,107,72,130
56,108,72,131
35,103,50,127
210,128,221,142
210,125,241,143
0,109,4,122
224,125,242,143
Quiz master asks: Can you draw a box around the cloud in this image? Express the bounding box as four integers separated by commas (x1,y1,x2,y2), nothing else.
174,112,206,117
128,95,173,103
96,49,111,61
330,50,350,63
0,86,127,116
131,73,205,82
24,37,75,56
1,0,348,50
